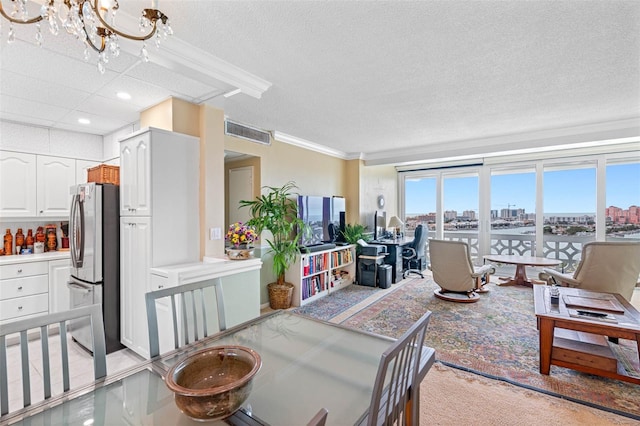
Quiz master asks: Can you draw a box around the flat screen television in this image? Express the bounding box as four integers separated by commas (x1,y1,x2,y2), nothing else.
297,196,346,246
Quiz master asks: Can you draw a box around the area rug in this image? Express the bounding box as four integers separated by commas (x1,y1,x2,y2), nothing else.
295,278,640,420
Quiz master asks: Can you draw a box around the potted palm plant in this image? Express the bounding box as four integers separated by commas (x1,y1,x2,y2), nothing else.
240,181,308,309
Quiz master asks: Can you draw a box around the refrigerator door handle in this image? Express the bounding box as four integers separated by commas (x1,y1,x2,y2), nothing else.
70,194,85,268
67,281,94,294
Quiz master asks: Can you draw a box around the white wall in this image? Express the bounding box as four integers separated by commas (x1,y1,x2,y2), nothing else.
0,120,139,163
0,121,103,160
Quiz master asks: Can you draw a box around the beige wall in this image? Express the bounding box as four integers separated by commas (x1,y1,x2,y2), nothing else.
141,97,400,305
360,164,399,231
200,106,226,257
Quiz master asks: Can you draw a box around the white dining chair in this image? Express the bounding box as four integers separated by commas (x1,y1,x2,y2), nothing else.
145,278,227,358
365,311,432,426
0,304,107,416
306,407,328,426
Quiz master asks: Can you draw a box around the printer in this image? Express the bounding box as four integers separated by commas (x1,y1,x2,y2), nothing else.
361,245,387,256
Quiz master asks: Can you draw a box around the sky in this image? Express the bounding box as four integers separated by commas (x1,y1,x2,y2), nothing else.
405,162,640,215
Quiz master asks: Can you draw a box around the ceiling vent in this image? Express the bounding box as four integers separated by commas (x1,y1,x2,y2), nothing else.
225,120,271,145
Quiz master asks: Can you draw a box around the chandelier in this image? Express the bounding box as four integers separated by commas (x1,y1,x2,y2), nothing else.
0,0,172,73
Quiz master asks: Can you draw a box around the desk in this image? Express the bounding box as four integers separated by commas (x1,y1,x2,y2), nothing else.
484,254,561,287
533,285,640,384
5,311,435,425
369,238,411,283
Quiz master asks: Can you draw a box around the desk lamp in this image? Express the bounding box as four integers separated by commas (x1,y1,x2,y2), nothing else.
388,216,404,239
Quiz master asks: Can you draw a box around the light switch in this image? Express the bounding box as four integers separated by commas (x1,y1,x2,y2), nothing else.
209,227,222,240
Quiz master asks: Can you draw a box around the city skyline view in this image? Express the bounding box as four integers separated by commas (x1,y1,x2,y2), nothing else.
405,163,640,216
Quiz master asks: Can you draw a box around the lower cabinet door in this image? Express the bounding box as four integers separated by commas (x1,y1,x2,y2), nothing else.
49,259,72,313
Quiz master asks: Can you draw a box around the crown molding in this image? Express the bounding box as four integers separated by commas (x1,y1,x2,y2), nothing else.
274,131,351,159
118,36,272,100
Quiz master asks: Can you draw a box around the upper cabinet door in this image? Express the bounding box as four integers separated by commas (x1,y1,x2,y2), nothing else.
37,155,76,217
0,151,37,217
120,132,151,216
76,159,100,184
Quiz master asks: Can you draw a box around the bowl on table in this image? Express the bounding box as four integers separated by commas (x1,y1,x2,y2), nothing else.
165,345,262,421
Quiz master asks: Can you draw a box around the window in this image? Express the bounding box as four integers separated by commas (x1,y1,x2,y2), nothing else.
606,161,640,242
490,168,536,255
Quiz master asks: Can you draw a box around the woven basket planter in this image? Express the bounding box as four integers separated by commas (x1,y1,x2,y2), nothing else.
267,282,294,310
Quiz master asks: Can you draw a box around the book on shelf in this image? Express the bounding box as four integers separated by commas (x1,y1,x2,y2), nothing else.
567,309,617,323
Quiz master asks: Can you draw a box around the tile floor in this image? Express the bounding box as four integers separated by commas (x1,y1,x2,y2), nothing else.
4,332,143,414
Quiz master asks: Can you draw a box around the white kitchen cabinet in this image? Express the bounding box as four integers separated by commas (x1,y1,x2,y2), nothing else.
76,159,101,184
119,132,151,216
120,216,152,356
119,128,200,359
36,155,76,217
0,151,37,217
48,258,71,313
0,260,49,323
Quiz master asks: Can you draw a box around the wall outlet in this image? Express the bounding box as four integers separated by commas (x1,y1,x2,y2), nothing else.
209,227,222,240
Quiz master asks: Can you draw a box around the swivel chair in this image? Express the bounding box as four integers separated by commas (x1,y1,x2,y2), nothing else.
402,225,427,278
428,239,494,303
541,241,640,301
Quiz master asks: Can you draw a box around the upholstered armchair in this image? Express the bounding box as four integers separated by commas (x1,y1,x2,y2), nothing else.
428,239,494,303
541,241,640,301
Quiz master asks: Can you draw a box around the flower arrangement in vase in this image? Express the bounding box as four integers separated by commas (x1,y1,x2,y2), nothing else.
225,222,258,260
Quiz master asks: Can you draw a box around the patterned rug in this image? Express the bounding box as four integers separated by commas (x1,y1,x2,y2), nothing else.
295,278,640,420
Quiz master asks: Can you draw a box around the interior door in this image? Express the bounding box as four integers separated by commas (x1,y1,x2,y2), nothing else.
228,166,253,226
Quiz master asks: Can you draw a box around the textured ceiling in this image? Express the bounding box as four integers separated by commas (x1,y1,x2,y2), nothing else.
1,1,638,163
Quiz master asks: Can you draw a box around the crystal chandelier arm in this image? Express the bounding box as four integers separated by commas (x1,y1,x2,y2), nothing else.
0,0,47,25
92,0,164,42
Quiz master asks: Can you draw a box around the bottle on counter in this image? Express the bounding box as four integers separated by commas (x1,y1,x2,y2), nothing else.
46,225,57,252
26,229,34,251
4,229,12,256
15,228,24,254
36,226,45,243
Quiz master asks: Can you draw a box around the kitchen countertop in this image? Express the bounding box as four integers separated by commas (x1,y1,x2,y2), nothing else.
0,251,70,266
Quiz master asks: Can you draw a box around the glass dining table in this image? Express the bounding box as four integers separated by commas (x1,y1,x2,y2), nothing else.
4,310,435,426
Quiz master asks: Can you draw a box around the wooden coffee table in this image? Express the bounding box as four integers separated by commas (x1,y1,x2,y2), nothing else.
484,254,561,287
533,285,640,384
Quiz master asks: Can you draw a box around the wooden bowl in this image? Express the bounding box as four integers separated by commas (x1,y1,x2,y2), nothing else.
165,346,261,421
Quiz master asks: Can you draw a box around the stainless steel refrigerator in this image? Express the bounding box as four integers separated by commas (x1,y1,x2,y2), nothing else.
68,182,123,354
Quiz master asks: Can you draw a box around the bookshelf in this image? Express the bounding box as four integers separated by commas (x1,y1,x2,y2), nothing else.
288,244,357,307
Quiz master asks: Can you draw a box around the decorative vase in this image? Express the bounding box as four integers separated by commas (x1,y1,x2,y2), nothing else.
226,247,254,261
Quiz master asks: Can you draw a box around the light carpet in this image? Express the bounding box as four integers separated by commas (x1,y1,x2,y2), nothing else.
293,275,640,424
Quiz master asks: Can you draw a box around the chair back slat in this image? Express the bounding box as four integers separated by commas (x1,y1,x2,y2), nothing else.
0,305,107,417
170,295,179,350
19,331,31,409
145,278,227,358
367,311,431,426
40,325,51,400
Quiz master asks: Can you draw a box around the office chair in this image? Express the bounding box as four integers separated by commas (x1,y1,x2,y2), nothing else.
402,225,427,278
0,305,107,416
145,278,227,358
327,223,337,243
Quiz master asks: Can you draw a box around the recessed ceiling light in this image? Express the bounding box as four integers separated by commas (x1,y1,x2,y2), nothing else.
78,118,91,125
117,92,132,100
